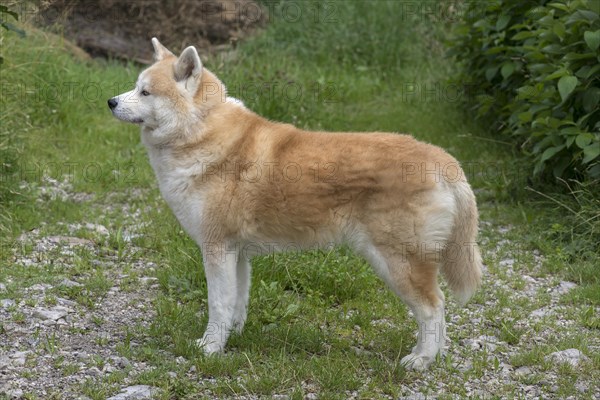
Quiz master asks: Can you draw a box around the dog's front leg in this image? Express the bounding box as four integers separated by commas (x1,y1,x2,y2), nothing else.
196,242,239,355
232,255,251,333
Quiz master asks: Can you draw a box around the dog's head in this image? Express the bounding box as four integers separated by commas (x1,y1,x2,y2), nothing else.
108,38,224,140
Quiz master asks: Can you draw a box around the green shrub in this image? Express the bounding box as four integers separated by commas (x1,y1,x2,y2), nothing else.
449,0,600,179
0,4,25,228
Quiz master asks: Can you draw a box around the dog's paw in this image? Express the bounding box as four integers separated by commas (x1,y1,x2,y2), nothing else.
400,353,433,371
195,337,224,355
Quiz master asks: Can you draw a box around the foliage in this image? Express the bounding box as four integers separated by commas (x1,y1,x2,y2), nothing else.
449,0,600,179
0,4,25,222
0,4,25,64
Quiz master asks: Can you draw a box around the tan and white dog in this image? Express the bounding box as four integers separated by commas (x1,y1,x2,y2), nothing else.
108,38,482,370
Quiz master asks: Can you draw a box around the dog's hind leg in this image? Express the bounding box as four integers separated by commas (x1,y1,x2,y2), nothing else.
367,245,446,370
396,256,446,370
196,243,239,355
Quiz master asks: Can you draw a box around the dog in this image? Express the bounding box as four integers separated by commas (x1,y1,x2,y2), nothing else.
108,38,482,370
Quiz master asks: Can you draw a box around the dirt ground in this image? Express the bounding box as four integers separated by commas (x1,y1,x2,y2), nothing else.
39,0,265,62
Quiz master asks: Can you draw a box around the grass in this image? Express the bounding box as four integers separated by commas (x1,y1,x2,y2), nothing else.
0,1,599,399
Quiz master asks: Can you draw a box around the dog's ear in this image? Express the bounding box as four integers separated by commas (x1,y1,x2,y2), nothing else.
174,46,203,84
152,37,174,61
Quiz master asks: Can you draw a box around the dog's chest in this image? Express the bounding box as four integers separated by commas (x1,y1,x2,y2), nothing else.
149,153,206,240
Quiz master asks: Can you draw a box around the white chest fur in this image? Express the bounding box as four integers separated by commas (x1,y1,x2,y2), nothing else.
145,146,206,242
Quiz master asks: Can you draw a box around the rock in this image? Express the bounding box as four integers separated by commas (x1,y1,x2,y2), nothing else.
351,346,372,356
60,279,82,288
106,385,160,400
10,351,31,367
305,394,318,400
139,277,158,285
85,223,109,236
0,355,10,370
452,359,472,372
515,366,531,376
0,283,6,292
499,258,515,267
33,306,70,321
497,226,512,234
109,356,131,368
57,297,78,307
498,362,513,374
0,299,15,309
6,389,24,399
18,258,36,267
545,349,589,367
575,381,588,393
73,352,89,361
554,281,577,295
103,364,117,373
167,371,177,379
29,284,53,292
530,308,548,318
398,394,427,400
46,236,94,247
460,335,498,351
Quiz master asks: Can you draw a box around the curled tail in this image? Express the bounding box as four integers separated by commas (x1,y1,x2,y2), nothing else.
442,180,483,305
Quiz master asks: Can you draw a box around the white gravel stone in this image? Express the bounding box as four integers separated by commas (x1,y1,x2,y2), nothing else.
85,223,109,235
29,283,52,291
0,299,15,309
531,308,549,318
460,335,499,351
499,258,515,267
46,236,94,247
11,353,28,367
60,279,83,288
33,306,70,321
575,381,588,393
515,366,532,376
106,385,160,400
6,389,24,399
399,394,427,400
553,281,577,295
57,297,78,307
545,349,589,367
139,277,158,285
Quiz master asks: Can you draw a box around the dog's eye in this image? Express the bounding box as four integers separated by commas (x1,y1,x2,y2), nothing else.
141,90,150,96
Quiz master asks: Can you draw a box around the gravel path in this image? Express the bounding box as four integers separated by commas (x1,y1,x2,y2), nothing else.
1,178,599,399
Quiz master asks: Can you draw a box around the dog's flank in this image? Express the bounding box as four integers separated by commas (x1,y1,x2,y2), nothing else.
108,38,482,370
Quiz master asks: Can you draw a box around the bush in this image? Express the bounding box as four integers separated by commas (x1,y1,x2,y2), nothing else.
0,4,24,216
449,0,600,179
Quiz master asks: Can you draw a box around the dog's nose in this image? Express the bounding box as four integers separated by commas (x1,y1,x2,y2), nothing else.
107,98,118,110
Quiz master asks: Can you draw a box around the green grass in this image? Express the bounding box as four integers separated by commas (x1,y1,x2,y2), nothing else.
1,1,599,398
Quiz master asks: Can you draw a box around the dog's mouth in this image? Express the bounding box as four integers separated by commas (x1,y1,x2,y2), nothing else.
111,111,144,125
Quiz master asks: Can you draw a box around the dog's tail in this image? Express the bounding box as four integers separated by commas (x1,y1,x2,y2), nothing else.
441,180,482,306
